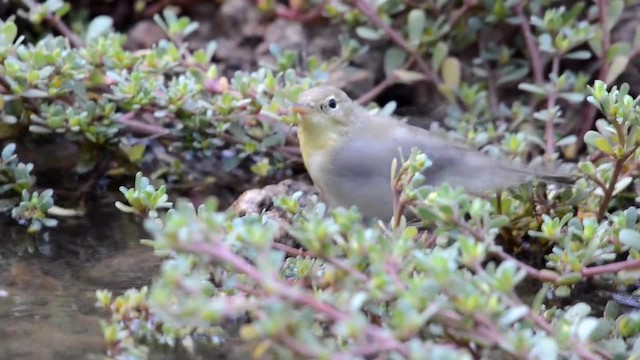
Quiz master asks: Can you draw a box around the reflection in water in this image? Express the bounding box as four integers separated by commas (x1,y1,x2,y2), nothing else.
0,198,160,360
0,197,255,360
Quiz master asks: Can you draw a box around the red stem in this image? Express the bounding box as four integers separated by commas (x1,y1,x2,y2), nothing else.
582,258,640,277
182,240,410,357
515,2,544,84
353,0,441,85
544,56,560,157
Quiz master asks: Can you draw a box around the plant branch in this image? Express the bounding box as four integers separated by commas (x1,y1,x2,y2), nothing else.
271,242,310,257
117,112,172,137
446,0,478,29
582,258,640,277
17,0,85,48
275,1,327,23
596,145,639,220
585,173,608,193
46,14,84,48
544,56,560,157
332,339,410,359
353,0,441,85
357,73,397,105
492,249,560,282
514,2,544,84
182,240,410,357
277,334,321,358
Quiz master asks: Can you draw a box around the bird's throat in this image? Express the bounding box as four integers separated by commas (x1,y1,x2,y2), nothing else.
297,121,343,178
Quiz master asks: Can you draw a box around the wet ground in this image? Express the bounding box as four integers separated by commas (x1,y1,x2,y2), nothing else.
0,196,249,360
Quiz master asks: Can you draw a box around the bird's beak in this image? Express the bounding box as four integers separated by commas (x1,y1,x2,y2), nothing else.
291,104,310,115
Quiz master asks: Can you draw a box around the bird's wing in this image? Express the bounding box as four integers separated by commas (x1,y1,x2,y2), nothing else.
331,117,544,192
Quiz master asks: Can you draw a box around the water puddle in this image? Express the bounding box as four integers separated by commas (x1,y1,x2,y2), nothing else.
0,198,169,359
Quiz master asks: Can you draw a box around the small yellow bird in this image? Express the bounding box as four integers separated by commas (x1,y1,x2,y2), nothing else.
292,86,573,220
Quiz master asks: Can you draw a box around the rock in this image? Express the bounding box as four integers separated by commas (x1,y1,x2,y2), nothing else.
231,179,316,216
307,24,342,59
125,20,166,50
256,18,307,55
218,0,263,39
328,66,376,99
230,179,317,247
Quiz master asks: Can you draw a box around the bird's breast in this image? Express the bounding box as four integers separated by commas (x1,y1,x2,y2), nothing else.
298,128,332,190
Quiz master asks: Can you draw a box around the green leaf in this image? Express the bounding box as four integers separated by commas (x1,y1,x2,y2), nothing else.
557,272,582,285
594,137,614,155
384,47,407,76
128,144,146,162
250,158,270,176
606,56,629,84
619,228,640,250
564,50,592,60
261,132,285,148
355,26,382,41
558,92,585,103
557,135,577,147
1,21,17,43
606,42,631,63
21,89,49,98
498,305,529,328
577,318,599,341
606,0,624,31
613,176,633,195
431,42,448,72
393,69,426,84
28,125,52,134
86,15,114,41
437,83,455,103
441,57,461,90
406,9,426,46
563,2,585,24
496,66,529,85
2,143,15,160
223,155,242,171
529,338,558,360
114,201,135,213
518,82,547,95
584,130,613,155
205,40,217,60
588,28,603,57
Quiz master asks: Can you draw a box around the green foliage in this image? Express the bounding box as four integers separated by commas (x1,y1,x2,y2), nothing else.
7,0,640,358
11,189,57,233
0,2,365,233
97,1,640,357
0,143,36,194
287,0,640,169
103,145,640,358
0,142,58,232
0,6,347,179
115,172,173,218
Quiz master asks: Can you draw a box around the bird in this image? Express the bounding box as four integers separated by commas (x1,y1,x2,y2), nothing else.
291,86,574,221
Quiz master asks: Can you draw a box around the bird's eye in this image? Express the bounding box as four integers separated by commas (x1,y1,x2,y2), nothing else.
328,98,337,109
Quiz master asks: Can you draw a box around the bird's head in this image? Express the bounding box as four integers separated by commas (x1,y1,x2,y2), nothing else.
292,86,357,131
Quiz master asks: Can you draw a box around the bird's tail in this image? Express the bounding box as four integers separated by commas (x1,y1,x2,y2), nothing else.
538,172,577,185
497,163,577,186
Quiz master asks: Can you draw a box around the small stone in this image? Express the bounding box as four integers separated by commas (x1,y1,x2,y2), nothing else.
125,20,166,50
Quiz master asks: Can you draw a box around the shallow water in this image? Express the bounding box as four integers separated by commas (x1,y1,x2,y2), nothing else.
0,197,250,360
0,198,153,359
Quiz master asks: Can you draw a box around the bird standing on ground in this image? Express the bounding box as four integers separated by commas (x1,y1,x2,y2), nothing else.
292,86,573,221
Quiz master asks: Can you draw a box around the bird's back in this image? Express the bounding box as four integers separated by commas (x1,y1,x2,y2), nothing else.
323,112,572,219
